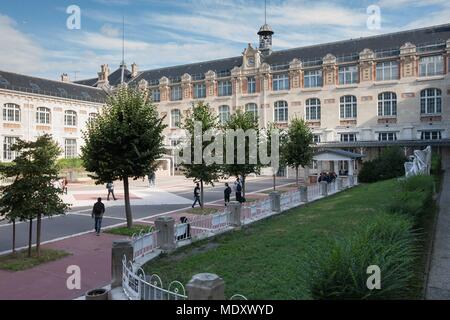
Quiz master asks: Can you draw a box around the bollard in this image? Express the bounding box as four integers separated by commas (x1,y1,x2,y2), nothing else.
299,186,308,203
270,191,281,213
186,273,225,300
111,239,133,288
320,181,328,197
155,217,176,252
228,201,242,227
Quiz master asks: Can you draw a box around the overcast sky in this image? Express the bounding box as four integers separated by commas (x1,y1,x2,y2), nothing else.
0,0,449,81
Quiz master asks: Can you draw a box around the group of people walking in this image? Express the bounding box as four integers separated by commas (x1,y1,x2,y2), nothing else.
191,177,245,208
318,172,337,183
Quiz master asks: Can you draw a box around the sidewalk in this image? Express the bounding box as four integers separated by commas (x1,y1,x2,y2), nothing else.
426,150,450,299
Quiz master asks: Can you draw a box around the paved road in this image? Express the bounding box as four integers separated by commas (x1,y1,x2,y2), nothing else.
0,176,296,253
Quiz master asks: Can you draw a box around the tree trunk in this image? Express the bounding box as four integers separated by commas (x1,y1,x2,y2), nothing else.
12,219,16,253
273,174,276,191
123,177,133,228
36,213,42,257
242,175,246,198
200,179,204,209
296,166,299,187
28,218,33,257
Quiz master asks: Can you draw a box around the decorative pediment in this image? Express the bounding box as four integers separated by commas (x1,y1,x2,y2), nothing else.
159,76,169,86
322,54,336,65
138,79,148,90
242,43,258,56
231,66,241,77
242,43,261,70
205,70,216,80
260,63,271,73
446,39,450,51
359,48,374,60
289,58,302,69
400,42,417,55
181,73,192,82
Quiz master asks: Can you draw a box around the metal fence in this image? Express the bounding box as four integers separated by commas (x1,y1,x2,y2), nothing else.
327,181,337,194
241,198,272,223
307,183,321,200
280,190,301,211
122,255,187,300
131,230,159,261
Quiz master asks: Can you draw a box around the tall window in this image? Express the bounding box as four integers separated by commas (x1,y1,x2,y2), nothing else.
151,88,160,102
245,103,258,121
304,69,322,88
379,132,397,141
170,86,182,101
421,88,442,114
193,83,206,99
65,139,77,159
247,77,256,94
340,95,357,119
218,80,232,96
305,98,321,121
3,136,18,161
171,109,181,128
419,56,444,77
340,134,357,142
421,131,442,140
338,65,359,84
376,61,399,81
274,101,288,123
219,105,230,124
3,103,20,122
313,135,321,144
272,74,289,91
378,92,397,116
36,107,51,124
64,110,77,127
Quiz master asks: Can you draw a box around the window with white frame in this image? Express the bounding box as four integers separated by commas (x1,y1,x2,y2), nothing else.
421,131,442,140
3,103,20,122
274,101,288,123
313,134,321,144
218,105,230,124
376,61,399,81
304,69,322,88
247,76,256,94
340,95,357,119
338,65,359,84
170,85,182,101
65,139,77,158
305,98,321,121
218,80,232,96
378,92,397,117
340,133,357,142
88,113,98,122
36,107,51,124
419,56,444,77
193,83,206,99
420,88,442,114
245,103,258,121
64,110,77,127
151,88,160,102
3,136,18,161
272,74,289,91
171,109,181,128
378,132,397,141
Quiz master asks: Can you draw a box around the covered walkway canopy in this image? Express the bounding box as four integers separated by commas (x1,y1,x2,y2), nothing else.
313,149,365,177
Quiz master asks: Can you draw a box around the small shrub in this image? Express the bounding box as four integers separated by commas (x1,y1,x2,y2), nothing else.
57,158,84,170
431,154,442,176
358,147,407,183
302,214,418,300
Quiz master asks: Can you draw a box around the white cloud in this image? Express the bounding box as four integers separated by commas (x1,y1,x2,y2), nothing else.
100,24,121,37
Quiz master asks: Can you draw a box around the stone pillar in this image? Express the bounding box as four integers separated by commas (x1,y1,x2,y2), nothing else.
299,186,308,203
111,239,133,288
186,273,225,300
270,191,281,213
337,177,344,191
320,181,328,197
228,201,242,227
155,217,176,252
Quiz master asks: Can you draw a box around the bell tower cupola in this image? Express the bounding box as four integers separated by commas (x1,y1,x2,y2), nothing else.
258,0,274,56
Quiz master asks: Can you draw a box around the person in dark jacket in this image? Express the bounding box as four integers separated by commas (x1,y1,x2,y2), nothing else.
235,182,243,203
92,198,106,236
224,183,232,206
192,183,201,208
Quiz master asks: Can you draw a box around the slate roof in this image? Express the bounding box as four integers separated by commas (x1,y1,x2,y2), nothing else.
75,65,132,87
315,148,365,159
0,70,107,103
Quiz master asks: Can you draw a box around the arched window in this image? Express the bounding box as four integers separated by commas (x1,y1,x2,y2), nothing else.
3,103,20,122
421,88,442,115
171,109,181,128
339,95,357,119
36,107,51,124
219,105,230,124
64,110,77,127
245,103,258,121
305,98,321,121
274,101,288,123
378,92,397,117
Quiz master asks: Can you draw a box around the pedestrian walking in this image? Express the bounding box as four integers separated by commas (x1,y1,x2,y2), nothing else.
235,181,243,203
106,182,117,201
62,178,68,195
192,183,201,208
92,197,105,236
224,183,231,206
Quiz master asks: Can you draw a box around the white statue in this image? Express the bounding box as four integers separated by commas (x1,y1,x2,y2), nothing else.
405,146,432,177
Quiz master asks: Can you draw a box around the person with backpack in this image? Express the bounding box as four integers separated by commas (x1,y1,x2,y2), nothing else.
224,183,232,206
92,197,106,236
192,183,201,208
106,182,117,201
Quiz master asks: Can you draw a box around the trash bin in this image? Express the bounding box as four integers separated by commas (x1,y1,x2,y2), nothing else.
85,288,109,300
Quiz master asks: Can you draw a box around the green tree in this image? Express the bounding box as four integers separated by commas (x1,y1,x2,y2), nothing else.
0,135,69,257
181,102,221,208
222,110,263,198
280,118,314,187
81,87,166,228
263,122,285,191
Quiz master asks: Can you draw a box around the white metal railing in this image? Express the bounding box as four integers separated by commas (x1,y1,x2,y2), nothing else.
241,198,272,223
131,229,159,261
122,255,187,300
307,183,321,200
280,190,301,211
175,210,232,242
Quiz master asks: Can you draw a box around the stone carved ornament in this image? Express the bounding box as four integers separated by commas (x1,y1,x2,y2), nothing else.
404,146,432,178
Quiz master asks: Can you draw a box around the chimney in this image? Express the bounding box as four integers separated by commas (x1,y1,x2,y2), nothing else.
131,63,138,78
61,73,70,82
97,64,110,83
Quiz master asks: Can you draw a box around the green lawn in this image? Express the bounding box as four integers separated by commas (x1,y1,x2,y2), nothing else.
0,248,70,271
144,179,431,299
105,224,154,237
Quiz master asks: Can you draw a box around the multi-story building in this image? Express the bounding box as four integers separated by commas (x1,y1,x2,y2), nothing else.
1,23,450,178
